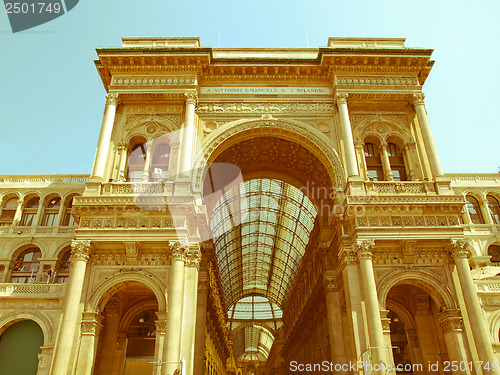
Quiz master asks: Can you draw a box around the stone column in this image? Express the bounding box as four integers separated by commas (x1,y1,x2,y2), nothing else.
143,140,154,182
95,298,120,374
324,274,347,368
55,198,66,227
51,240,92,375
181,247,202,375
194,274,208,375
336,93,360,178
411,93,444,179
340,245,368,363
356,240,388,373
379,143,394,181
480,197,494,225
162,242,188,375
449,239,500,375
12,199,23,226
75,312,104,374
33,199,44,226
380,310,395,371
91,93,119,181
437,310,471,375
178,90,197,178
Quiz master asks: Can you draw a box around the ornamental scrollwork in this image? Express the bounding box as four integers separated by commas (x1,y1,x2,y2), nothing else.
323,276,339,293
71,240,92,262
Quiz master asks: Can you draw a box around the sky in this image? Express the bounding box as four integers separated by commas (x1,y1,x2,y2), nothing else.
0,0,499,175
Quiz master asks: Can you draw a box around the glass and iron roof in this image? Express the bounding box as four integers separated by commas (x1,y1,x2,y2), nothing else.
228,296,283,321
210,178,317,309
232,324,275,362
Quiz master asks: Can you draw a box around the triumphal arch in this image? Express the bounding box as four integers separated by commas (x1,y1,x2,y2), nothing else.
2,36,500,375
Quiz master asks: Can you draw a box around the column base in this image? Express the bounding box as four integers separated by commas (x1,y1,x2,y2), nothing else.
345,177,365,196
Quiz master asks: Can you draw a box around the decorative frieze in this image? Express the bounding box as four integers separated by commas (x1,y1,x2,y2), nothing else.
336,75,418,86
111,75,196,87
196,102,335,114
356,215,459,228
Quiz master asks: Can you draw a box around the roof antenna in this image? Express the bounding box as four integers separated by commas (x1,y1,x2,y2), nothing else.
306,31,310,48
218,31,221,48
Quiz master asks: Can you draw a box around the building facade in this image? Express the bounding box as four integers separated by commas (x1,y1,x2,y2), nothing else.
1,37,500,375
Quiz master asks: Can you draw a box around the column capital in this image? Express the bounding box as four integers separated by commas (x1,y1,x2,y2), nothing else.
323,275,339,293
185,90,198,105
116,142,127,151
355,240,375,259
186,246,202,268
155,320,167,335
338,247,357,265
335,92,349,105
354,140,364,148
170,241,189,262
411,93,425,106
437,310,464,333
447,239,469,259
405,141,417,150
71,240,92,262
105,93,119,106
80,313,104,336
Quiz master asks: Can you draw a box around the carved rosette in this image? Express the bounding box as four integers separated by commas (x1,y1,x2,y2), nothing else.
170,242,189,262
355,240,375,260
185,90,198,105
155,320,167,335
71,240,92,263
106,93,119,106
411,93,425,107
335,92,349,106
448,239,469,259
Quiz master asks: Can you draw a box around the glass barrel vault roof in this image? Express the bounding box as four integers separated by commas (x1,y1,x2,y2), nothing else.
210,178,317,309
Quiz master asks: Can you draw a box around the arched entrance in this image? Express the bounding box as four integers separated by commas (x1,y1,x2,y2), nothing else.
0,320,44,374
93,281,160,375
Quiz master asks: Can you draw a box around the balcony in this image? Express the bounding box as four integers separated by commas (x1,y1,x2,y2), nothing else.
0,283,66,298
446,173,500,184
364,180,436,195
0,174,89,184
0,226,76,236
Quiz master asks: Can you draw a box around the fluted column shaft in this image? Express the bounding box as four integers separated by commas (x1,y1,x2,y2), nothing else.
180,249,201,375
178,90,197,178
412,93,444,178
162,244,187,375
91,93,119,181
336,93,359,178
450,240,500,375
51,240,92,375
356,241,388,373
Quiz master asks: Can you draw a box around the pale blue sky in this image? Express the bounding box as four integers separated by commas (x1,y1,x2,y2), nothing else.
1,0,499,175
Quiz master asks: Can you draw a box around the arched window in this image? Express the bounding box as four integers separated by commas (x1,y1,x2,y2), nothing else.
0,197,18,226
487,195,500,224
128,143,147,182
151,142,170,181
387,142,407,181
41,196,61,226
20,197,39,226
54,248,72,283
10,247,42,283
61,196,77,226
364,141,383,181
466,195,484,224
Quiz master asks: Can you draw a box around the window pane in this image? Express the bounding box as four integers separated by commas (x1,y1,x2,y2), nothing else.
487,195,500,224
